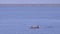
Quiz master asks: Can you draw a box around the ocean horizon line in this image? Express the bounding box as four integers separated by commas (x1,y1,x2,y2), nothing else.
0,4,60,6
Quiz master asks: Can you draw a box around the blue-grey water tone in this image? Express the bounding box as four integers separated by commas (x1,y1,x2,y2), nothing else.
0,6,60,34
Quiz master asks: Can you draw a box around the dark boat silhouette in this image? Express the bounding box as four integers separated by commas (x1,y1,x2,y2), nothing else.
30,25,40,29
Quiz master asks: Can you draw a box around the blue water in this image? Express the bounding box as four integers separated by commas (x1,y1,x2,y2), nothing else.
0,6,60,34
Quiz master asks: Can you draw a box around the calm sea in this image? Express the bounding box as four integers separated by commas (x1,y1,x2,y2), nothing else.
0,6,60,34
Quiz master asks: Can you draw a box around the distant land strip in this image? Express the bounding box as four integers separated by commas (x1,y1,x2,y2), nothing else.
0,4,60,6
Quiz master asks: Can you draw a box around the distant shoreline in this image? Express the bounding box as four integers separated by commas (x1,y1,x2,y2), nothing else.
0,4,60,6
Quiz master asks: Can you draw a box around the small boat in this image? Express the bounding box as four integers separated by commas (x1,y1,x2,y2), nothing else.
30,25,40,29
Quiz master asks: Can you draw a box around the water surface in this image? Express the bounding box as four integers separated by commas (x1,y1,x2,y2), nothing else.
0,6,60,34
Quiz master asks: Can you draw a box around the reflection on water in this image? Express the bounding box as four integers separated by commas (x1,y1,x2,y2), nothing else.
0,6,60,34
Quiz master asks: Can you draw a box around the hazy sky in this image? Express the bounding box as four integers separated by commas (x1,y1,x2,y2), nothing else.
0,0,60,4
